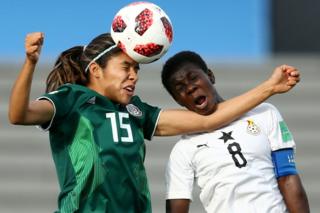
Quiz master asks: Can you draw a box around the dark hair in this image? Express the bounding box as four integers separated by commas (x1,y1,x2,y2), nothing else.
45,33,122,92
161,51,209,96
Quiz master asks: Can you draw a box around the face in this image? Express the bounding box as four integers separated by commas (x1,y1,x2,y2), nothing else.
169,63,218,115
95,52,139,105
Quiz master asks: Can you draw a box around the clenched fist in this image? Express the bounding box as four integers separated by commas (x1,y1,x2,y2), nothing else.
25,32,44,64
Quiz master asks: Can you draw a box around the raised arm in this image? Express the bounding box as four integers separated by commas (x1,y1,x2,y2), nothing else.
8,32,54,125
278,175,310,213
155,65,300,136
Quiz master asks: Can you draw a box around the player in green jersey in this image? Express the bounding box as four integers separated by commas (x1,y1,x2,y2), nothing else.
8,32,300,213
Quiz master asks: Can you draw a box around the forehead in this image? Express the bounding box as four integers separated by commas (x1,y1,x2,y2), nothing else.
169,63,205,82
108,52,139,67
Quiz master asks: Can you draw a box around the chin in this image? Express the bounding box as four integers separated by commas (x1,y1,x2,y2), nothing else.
122,100,132,106
202,105,217,116
199,110,211,116
117,97,131,106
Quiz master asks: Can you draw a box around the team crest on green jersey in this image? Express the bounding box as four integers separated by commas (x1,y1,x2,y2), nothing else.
126,104,142,117
246,119,261,135
279,121,293,142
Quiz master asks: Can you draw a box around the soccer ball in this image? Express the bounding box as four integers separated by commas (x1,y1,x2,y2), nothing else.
111,1,173,64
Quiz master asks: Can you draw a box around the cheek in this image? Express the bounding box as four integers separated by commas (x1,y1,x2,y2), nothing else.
172,95,184,106
176,96,191,107
103,71,123,84
101,75,121,94
204,83,216,94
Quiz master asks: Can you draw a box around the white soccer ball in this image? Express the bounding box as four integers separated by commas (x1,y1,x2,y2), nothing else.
111,1,173,64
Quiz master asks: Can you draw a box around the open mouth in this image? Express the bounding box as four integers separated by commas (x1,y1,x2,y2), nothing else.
194,95,207,107
124,85,135,95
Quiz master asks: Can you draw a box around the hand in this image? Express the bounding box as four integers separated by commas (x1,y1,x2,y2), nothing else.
25,32,44,64
267,64,300,94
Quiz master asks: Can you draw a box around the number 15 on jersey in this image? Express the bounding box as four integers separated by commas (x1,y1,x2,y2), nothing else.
106,112,133,143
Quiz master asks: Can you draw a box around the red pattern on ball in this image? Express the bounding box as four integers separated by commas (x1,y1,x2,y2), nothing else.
134,43,163,57
161,17,173,43
112,16,127,32
135,8,153,36
117,41,127,53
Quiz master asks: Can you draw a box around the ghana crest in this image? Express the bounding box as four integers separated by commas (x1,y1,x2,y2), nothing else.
246,119,261,135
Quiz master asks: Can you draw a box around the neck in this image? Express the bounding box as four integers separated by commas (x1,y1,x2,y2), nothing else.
86,83,105,97
216,92,225,103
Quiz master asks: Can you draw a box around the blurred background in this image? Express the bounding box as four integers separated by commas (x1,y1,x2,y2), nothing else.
1,0,319,212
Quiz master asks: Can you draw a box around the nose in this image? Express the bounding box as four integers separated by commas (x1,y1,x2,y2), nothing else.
186,83,196,95
128,68,138,83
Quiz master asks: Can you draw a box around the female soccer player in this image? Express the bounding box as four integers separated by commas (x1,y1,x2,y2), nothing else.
162,51,309,213
8,32,300,213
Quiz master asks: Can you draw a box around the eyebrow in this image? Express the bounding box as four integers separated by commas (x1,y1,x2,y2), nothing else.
172,70,192,82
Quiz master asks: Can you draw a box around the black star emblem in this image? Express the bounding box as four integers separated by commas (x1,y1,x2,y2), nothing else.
219,131,234,143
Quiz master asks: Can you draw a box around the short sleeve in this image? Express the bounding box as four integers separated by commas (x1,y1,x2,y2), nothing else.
266,103,296,151
36,85,77,131
128,96,161,140
165,141,195,200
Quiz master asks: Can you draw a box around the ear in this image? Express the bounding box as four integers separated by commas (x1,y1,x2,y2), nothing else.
207,69,215,84
88,62,102,78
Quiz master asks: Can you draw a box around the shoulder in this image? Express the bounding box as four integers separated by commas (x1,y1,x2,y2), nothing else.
130,96,159,108
128,95,161,116
246,102,280,117
56,83,82,91
257,102,279,111
171,133,208,155
168,138,194,166
43,84,97,108
59,84,96,96
129,96,146,109
130,95,147,104
45,84,91,97
253,102,278,112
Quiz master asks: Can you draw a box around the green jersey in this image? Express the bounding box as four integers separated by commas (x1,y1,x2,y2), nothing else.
38,84,161,213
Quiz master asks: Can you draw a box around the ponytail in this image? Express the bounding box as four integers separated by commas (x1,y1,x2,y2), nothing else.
45,46,88,93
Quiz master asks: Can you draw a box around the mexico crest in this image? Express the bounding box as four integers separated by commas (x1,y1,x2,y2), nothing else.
126,104,143,117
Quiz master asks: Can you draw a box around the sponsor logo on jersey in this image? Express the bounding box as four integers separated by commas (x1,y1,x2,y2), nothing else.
279,121,293,142
87,96,96,104
197,143,208,148
246,119,261,135
126,104,142,117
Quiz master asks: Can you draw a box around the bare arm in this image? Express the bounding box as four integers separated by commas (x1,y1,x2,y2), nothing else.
8,32,54,125
166,199,190,213
155,65,300,136
278,175,310,213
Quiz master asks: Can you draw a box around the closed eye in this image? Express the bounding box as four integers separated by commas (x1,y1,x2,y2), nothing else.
175,84,185,93
121,61,140,73
122,65,130,71
134,64,140,73
189,74,198,81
